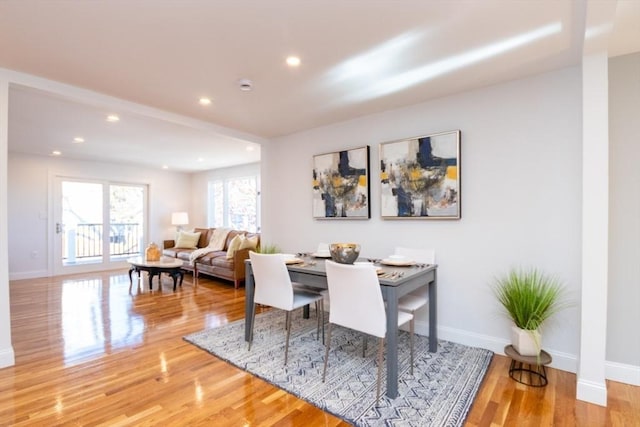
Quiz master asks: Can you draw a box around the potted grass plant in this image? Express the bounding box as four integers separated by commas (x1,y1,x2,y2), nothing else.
492,268,567,356
255,243,281,254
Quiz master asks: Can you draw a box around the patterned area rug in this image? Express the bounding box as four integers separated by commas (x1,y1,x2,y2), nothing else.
184,309,492,426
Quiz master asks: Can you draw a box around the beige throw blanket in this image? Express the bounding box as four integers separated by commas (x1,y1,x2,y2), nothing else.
189,247,214,265
188,228,231,265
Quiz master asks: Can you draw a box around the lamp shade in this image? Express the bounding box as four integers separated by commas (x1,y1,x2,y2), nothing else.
171,212,189,226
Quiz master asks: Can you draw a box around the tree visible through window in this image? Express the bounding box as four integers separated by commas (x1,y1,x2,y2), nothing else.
208,176,259,232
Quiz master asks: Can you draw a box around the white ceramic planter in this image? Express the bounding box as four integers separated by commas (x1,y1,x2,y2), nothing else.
511,325,541,356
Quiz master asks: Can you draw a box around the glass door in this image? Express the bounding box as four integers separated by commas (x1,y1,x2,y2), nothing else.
108,184,145,262
54,178,147,275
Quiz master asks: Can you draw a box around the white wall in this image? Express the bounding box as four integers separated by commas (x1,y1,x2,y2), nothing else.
608,53,640,375
7,152,191,279
263,67,583,371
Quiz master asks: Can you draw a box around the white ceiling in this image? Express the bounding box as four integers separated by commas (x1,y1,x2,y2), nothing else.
1,0,638,172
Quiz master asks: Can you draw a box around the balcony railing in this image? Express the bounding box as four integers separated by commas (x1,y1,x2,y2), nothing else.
63,223,142,261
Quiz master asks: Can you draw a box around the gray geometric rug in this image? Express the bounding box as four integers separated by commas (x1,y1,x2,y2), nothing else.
184,309,492,426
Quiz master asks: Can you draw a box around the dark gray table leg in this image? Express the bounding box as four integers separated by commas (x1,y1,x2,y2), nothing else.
386,286,399,398
245,262,254,342
429,270,438,352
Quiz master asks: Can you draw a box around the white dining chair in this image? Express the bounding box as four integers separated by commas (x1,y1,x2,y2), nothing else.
322,260,414,404
395,247,435,319
248,251,324,365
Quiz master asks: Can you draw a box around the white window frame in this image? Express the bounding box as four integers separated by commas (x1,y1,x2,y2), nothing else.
207,174,260,232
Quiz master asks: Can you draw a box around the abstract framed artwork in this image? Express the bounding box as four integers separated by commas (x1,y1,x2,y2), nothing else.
380,130,461,219
312,146,370,219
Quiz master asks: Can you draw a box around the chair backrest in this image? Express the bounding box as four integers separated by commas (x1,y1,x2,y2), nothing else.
317,242,329,253
249,252,294,310
324,260,386,338
395,247,435,264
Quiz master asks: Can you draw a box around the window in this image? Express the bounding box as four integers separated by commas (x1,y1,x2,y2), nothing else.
208,176,259,232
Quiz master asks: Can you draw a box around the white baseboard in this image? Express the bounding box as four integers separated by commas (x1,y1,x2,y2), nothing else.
418,322,640,386
606,360,640,386
0,346,15,368
577,378,608,406
408,320,579,373
9,269,49,280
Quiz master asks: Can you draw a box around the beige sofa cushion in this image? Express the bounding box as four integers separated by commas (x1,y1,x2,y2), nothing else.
174,231,201,249
239,234,259,250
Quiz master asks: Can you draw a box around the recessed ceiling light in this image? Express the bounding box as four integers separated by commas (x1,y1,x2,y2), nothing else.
246,145,255,152
51,150,62,156
73,137,85,143
106,114,120,122
238,79,253,91
286,56,301,67
162,165,169,170
199,97,212,106
197,157,204,162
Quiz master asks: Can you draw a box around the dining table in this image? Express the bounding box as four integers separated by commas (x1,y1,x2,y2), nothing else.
244,256,438,399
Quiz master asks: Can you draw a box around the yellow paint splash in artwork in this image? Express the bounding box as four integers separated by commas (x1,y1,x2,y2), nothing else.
447,166,457,180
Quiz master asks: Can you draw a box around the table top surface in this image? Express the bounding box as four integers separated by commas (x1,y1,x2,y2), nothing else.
247,257,436,286
127,256,184,268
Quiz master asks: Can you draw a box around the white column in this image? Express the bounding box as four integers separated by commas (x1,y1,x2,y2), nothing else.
577,52,609,406
576,0,618,406
0,77,15,368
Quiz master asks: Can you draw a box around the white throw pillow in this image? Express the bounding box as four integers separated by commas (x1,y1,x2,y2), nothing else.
226,234,245,259
208,228,231,251
174,231,201,249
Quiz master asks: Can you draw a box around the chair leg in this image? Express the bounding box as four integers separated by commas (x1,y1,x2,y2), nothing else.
376,337,384,404
322,323,333,382
410,317,415,375
284,310,292,365
248,303,257,351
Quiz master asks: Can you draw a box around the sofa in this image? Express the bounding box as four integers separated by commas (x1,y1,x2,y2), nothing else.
162,227,260,289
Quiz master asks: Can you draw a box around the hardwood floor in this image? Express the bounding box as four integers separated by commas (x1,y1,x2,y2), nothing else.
0,270,638,426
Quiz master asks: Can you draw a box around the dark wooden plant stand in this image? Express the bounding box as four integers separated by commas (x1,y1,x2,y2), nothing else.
504,345,552,387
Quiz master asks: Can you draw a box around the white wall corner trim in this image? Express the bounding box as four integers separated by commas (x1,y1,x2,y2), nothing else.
0,347,15,369
605,361,640,386
0,78,13,368
577,379,608,407
578,51,609,405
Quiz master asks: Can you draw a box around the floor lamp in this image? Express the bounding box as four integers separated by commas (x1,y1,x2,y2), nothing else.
171,212,189,232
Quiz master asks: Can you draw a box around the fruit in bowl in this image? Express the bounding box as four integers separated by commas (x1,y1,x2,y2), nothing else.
329,243,361,264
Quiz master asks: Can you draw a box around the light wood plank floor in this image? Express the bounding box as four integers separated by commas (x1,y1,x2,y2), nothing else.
0,270,638,426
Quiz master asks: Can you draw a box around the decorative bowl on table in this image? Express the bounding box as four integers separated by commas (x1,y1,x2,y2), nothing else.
329,243,361,264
